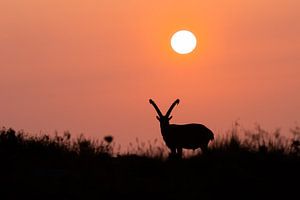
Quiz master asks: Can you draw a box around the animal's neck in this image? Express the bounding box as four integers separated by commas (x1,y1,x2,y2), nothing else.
160,123,169,136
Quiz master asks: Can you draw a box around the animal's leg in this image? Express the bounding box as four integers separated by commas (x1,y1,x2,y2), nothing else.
169,147,177,158
200,143,208,154
177,148,183,158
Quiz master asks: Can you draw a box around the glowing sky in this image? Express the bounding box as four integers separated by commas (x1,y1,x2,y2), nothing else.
1,0,300,146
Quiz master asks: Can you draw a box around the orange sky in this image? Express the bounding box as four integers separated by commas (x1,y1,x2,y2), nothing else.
1,0,300,146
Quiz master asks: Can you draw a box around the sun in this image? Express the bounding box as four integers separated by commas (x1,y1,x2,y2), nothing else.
170,30,197,54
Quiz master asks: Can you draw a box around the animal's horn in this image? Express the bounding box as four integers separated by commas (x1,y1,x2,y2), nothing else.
166,99,180,117
149,99,163,117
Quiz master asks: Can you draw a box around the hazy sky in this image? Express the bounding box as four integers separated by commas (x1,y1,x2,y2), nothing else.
1,0,300,146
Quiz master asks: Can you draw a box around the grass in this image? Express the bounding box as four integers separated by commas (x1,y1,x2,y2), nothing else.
0,125,299,200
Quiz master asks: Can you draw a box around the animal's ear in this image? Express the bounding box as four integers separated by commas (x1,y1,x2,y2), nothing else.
168,116,173,120
156,116,160,121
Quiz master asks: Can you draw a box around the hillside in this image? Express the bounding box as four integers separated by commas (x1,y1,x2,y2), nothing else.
1,127,299,200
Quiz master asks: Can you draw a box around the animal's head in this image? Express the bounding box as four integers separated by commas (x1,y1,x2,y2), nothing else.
149,99,180,126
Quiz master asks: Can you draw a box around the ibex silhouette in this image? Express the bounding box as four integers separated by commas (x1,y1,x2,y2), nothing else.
149,99,214,157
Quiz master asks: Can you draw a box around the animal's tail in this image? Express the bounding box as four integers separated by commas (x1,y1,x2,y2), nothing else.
209,130,214,141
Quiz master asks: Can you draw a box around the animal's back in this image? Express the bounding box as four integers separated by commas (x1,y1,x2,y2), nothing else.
167,123,214,149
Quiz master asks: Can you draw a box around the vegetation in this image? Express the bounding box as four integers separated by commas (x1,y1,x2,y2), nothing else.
0,125,299,200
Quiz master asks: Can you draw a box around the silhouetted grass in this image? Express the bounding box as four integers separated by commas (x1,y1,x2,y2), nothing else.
0,126,299,200
210,124,300,155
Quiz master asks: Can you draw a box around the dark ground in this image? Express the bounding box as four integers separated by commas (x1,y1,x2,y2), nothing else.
0,128,299,200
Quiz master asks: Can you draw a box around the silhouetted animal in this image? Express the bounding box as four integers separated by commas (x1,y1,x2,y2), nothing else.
149,99,214,158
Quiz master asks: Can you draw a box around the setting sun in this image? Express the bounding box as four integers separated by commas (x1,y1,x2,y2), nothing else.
170,30,197,54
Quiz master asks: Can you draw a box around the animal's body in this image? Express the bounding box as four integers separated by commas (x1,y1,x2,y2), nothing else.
149,99,214,157
162,124,214,150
